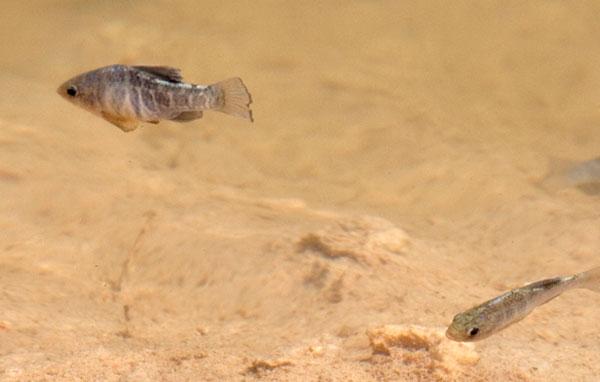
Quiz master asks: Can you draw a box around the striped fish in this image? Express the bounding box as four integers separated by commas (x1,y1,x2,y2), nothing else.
57,65,252,132
446,266,600,342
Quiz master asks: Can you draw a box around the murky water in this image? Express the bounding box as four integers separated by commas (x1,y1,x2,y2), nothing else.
1,1,599,380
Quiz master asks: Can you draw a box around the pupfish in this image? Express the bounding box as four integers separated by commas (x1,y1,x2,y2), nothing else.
57,65,253,132
446,266,600,342
564,157,600,195
540,156,600,195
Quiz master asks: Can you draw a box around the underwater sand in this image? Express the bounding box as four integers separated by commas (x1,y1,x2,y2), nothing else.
0,1,599,381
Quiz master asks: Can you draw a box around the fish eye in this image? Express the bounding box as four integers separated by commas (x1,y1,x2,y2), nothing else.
468,327,479,337
66,85,78,97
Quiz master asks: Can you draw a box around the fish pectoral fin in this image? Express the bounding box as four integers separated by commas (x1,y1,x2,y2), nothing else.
170,111,203,122
101,112,139,132
133,66,183,83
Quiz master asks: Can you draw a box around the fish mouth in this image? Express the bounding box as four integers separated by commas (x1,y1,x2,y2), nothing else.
445,326,464,342
56,82,68,97
56,79,77,99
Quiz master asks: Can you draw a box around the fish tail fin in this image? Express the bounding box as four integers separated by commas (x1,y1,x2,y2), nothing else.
211,78,253,122
576,266,600,292
536,156,574,192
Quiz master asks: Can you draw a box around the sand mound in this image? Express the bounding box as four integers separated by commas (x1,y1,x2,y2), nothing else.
367,325,479,380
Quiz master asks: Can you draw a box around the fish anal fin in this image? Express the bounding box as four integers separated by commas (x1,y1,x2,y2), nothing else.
133,66,183,83
101,112,139,132
170,110,203,122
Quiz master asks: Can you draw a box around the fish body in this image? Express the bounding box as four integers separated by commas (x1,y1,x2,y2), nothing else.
57,65,252,132
446,266,600,342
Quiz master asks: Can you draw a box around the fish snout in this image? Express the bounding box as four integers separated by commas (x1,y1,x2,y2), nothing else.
445,326,458,341
56,79,81,100
56,81,69,98
445,324,469,342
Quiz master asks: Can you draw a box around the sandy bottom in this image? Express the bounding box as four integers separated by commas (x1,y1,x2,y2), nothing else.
1,1,599,381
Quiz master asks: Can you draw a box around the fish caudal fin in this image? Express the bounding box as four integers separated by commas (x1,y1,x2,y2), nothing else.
211,78,253,122
577,266,600,292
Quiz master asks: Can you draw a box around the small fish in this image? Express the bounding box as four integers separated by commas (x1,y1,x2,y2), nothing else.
539,156,600,195
57,65,253,132
565,157,600,195
446,266,600,342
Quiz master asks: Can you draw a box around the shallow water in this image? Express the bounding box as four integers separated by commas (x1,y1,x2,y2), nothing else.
1,1,599,380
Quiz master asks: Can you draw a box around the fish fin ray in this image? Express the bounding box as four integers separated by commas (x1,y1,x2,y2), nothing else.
577,266,600,292
133,66,183,83
170,111,203,122
211,77,253,122
101,112,139,132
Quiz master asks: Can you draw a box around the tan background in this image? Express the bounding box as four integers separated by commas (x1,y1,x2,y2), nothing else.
0,1,599,381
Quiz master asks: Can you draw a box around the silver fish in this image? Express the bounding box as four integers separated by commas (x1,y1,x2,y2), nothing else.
446,266,600,342
57,65,253,132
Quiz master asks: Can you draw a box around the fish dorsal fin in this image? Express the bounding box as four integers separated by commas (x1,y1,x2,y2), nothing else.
133,66,183,83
